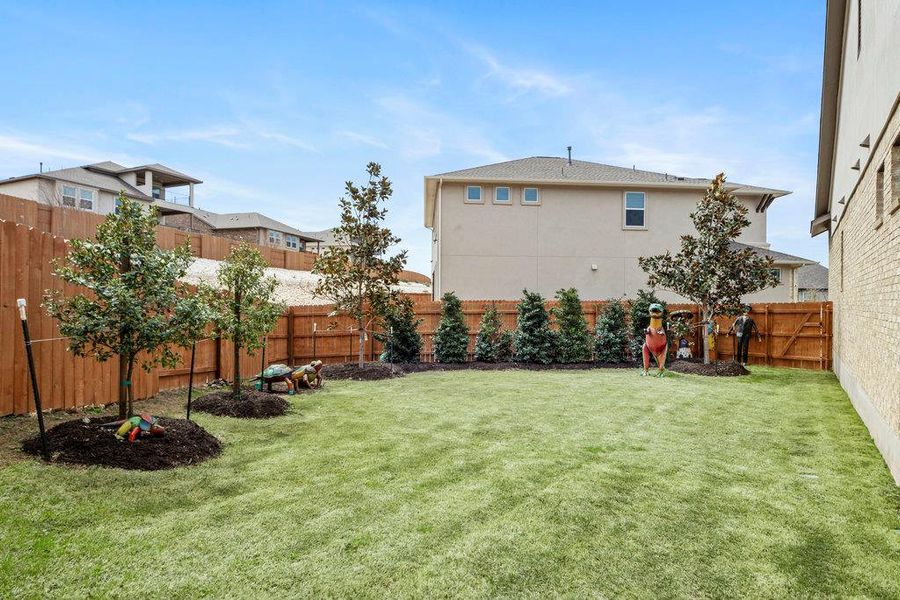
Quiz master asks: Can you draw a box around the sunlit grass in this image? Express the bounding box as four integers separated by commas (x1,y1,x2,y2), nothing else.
1,367,898,598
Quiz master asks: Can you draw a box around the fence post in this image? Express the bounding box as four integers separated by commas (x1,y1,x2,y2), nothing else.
287,308,295,367
214,334,222,380
764,304,770,366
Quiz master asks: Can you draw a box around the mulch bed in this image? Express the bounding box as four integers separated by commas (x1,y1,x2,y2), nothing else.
667,360,750,377
322,361,635,381
21,417,221,471
192,390,290,418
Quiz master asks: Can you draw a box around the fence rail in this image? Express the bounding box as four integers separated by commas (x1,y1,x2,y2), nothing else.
0,216,831,416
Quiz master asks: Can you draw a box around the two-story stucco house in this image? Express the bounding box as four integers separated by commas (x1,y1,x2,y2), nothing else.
811,0,900,483
425,156,812,302
0,161,201,214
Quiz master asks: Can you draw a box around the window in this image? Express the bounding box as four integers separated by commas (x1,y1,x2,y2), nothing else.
61,185,76,207
465,185,482,203
892,138,900,211
285,234,299,250
624,191,646,228
152,185,162,200
268,230,283,245
770,268,782,283
115,197,123,214
875,163,884,227
79,189,93,210
522,187,540,204
494,186,510,204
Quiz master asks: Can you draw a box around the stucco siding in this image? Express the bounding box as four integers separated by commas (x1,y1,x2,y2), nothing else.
435,182,781,301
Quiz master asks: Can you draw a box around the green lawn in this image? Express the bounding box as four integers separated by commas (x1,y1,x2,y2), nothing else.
1,367,898,598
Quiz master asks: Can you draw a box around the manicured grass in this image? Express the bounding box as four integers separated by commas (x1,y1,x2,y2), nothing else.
1,367,898,598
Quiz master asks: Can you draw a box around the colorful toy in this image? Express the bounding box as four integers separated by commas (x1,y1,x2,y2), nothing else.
676,338,692,359
103,413,165,442
641,303,668,377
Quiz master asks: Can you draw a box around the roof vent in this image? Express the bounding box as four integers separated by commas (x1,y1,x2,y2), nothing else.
566,146,572,165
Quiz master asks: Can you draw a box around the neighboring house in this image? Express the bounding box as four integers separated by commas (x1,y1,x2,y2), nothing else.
0,161,200,214
157,202,321,252
298,228,347,254
425,156,811,302
811,0,900,482
796,263,829,301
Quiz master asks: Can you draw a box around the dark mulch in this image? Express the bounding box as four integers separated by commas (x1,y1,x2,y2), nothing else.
192,390,290,418
667,359,750,377
21,416,221,471
322,361,635,381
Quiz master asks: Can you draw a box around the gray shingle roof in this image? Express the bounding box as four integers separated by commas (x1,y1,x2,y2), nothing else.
299,228,337,244
431,156,789,197
729,242,816,266
796,263,829,289
27,166,152,200
155,201,322,241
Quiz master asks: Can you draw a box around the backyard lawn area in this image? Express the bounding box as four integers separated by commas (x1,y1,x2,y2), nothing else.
1,367,898,598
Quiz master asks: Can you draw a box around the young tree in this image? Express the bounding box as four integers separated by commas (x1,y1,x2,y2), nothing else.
594,299,629,363
514,290,556,364
313,163,407,367
551,288,592,363
375,296,423,363
628,289,666,361
474,304,509,363
204,243,284,400
639,173,779,364
434,292,469,363
44,195,207,418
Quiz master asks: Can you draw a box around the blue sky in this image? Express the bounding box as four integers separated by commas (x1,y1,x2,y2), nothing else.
0,1,827,274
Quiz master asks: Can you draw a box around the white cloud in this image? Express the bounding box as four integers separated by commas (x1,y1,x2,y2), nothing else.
464,43,572,97
336,130,389,149
257,131,318,152
127,126,246,148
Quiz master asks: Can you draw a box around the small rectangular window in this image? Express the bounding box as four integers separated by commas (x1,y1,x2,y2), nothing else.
875,164,884,226
152,185,162,200
892,138,900,210
494,186,510,204
465,185,482,203
523,187,540,204
62,185,76,207
285,234,299,250
115,197,123,214
770,268,782,283
624,191,646,228
79,189,93,210
268,230,283,245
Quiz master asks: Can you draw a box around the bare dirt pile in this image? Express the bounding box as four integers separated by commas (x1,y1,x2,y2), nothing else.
193,390,290,418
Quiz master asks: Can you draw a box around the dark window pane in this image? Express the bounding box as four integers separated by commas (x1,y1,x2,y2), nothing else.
625,209,644,227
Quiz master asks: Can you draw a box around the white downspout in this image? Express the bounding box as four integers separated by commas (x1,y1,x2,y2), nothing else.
437,178,443,298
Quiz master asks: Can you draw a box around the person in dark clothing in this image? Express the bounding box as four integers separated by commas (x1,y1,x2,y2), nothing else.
727,306,761,366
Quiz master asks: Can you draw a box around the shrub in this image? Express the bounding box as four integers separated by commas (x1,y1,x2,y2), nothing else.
376,297,422,363
514,290,555,363
474,304,512,362
551,288,592,363
594,299,630,363
629,289,667,360
434,292,469,363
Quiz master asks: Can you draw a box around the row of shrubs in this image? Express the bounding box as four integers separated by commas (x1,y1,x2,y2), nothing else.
378,288,668,365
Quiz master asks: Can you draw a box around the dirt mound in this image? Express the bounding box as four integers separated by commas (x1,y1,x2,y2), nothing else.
21,417,221,471
668,360,750,377
193,390,290,418
322,362,404,381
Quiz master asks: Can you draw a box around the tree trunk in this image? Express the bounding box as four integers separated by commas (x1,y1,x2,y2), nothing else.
126,358,135,417
233,289,242,400
357,318,365,367
701,307,712,365
117,355,129,419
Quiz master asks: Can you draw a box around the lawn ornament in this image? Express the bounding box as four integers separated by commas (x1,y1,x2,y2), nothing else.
103,413,165,442
676,338,692,359
727,305,761,366
642,303,668,377
254,361,324,394
256,363,295,392
290,360,324,393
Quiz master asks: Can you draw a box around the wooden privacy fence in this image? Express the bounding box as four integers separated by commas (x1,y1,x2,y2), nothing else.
0,217,831,416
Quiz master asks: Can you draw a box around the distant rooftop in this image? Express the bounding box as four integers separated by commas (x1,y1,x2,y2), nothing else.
730,242,816,266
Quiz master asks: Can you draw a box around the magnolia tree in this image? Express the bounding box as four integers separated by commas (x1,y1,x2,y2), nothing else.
44,195,207,418
638,173,778,364
204,243,284,400
313,162,407,367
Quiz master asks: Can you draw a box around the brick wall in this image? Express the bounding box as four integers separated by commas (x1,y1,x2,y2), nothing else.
217,227,262,244
160,213,215,235
829,102,900,482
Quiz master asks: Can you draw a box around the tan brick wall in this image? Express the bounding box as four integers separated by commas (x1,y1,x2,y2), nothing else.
829,102,900,479
160,213,215,235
